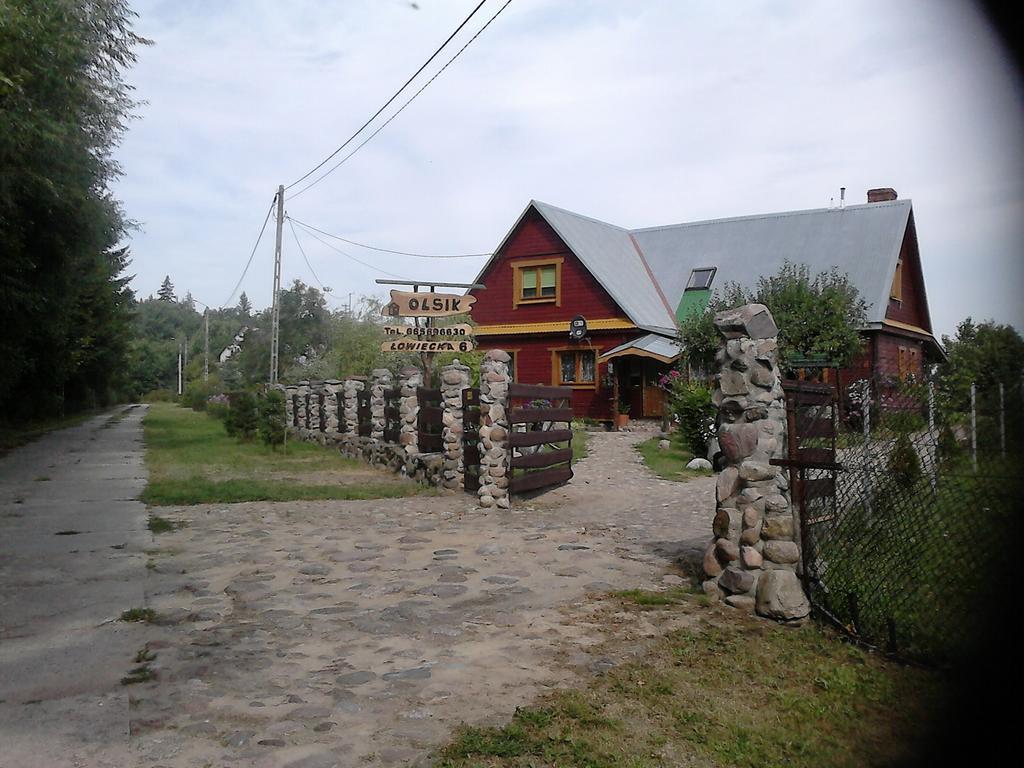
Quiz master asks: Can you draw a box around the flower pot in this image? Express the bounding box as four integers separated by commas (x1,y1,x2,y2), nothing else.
614,413,630,431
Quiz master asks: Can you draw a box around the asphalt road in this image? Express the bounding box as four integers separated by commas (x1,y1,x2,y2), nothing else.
0,405,150,768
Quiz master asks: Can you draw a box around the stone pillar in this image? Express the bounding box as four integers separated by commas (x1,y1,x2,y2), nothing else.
342,377,364,435
284,385,298,428
703,304,810,622
369,369,393,441
296,380,310,431
323,379,341,433
478,350,511,509
398,366,423,456
440,359,471,491
307,380,323,433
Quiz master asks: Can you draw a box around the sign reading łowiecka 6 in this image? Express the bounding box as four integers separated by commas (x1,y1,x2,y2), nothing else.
380,324,477,353
381,290,477,318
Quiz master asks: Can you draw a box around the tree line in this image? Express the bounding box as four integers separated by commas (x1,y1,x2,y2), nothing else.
1,0,146,422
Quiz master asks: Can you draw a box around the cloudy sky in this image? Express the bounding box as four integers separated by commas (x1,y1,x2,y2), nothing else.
113,0,1023,338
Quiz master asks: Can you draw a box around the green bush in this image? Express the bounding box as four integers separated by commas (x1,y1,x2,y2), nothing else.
668,379,715,456
889,431,922,489
258,390,287,449
142,388,175,403
225,390,258,440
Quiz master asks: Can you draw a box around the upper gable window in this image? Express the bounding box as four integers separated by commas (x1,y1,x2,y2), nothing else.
512,257,563,308
686,267,716,291
890,259,903,301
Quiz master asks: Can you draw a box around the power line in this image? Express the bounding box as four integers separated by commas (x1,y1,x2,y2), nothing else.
287,216,331,291
291,219,408,279
287,216,490,259
284,0,489,192
288,0,514,200
221,197,276,308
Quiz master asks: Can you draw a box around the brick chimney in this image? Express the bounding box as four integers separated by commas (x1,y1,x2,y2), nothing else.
867,187,898,203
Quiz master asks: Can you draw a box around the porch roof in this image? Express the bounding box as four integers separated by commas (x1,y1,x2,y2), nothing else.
599,333,682,364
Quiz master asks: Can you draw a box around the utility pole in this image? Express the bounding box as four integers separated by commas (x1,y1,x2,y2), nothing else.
270,184,284,385
177,341,183,396
203,309,210,383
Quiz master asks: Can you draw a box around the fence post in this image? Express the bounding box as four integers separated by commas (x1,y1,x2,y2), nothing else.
971,382,978,472
399,366,422,456
307,381,322,433
478,350,511,509
999,382,1006,458
284,384,297,428
296,380,309,432
369,369,393,441
440,359,471,491
323,379,341,434
927,380,935,433
342,377,365,435
703,304,809,621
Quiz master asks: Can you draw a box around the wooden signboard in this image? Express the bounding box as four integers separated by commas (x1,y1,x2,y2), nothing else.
382,290,476,318
380,338,477,353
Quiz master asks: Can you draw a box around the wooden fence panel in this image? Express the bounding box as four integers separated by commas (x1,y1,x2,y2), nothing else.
417,387,443,453
463,388,481,492
357,390,372,437
506,382,574,497
383,387,401,443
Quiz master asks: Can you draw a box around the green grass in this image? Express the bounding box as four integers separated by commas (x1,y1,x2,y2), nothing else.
147,515,183,533
435,603,940,768
142,402,436,505
636,432,712,482
572,427,590,463
614,587,692,608
120,607,157,623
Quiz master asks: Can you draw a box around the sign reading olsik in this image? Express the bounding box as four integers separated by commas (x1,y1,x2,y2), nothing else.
381,290,477,353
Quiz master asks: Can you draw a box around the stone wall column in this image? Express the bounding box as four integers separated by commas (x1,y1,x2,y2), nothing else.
323,379,341,433
342,377,364,434
307,380,323,433
398,367,423,456
284,385,298,428
296,380,310,432
478,350,511,509
440,359,471,490
703,304,810,622
369,369,393,441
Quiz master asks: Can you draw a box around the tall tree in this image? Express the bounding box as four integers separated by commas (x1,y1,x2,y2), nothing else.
237,292,252,317
0,0,149,419
158,276,176,302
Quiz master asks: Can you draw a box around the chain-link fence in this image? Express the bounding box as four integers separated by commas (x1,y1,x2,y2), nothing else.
796,374,1021,665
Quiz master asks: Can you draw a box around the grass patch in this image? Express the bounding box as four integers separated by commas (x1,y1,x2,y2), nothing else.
121,665,156,685
120,607,157,623
636,432,712,482
435,607,940,768
572,427,590,463
614,587,691,608
147,515,183,533
142,402,436,505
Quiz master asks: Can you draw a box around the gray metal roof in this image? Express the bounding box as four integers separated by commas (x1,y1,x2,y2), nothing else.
601,333,682,361
632,200,915,327
530,201,678,335
476,197,923,340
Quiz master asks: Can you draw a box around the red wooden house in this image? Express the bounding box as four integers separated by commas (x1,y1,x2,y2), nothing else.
468,188,941,423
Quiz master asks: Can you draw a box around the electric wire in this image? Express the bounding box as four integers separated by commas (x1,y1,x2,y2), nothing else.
291,219,408,279
220,197,276,308
287,216,490,259
288,0,514,200
284,0,489,192
287,216,331,292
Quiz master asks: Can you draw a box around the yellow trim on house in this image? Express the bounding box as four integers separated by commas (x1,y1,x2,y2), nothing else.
474,318,636,336
599,347,678,364
882,318,933,337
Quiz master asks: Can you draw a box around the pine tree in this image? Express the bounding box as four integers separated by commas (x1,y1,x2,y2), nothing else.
158,276,176,302
237,292,252,317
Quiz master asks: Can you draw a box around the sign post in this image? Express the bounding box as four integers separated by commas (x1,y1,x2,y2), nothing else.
375,280,484,387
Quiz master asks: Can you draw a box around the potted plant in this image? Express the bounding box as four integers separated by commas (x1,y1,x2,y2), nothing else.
614,402,631,431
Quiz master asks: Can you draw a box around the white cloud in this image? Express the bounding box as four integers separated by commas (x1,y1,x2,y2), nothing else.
114,0,1024,336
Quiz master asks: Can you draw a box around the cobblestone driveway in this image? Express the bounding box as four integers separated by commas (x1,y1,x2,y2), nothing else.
132,431,714,767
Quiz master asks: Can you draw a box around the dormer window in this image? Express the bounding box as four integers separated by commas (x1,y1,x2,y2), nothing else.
686,267,717,291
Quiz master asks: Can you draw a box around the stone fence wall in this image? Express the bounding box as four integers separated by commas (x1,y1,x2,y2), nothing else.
702,304,811,623
282,352,512,503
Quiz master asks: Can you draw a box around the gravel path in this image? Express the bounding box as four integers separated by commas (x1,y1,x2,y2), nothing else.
130,430,714,767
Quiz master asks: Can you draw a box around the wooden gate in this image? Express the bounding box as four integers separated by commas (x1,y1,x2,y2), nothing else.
417,387,443,452
383,387,401,443
335,390,347,434
770,380,842,586
291,394,299,427
508,383,574,495
318,392,326,433
462,388,481,492
356,390,372,437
